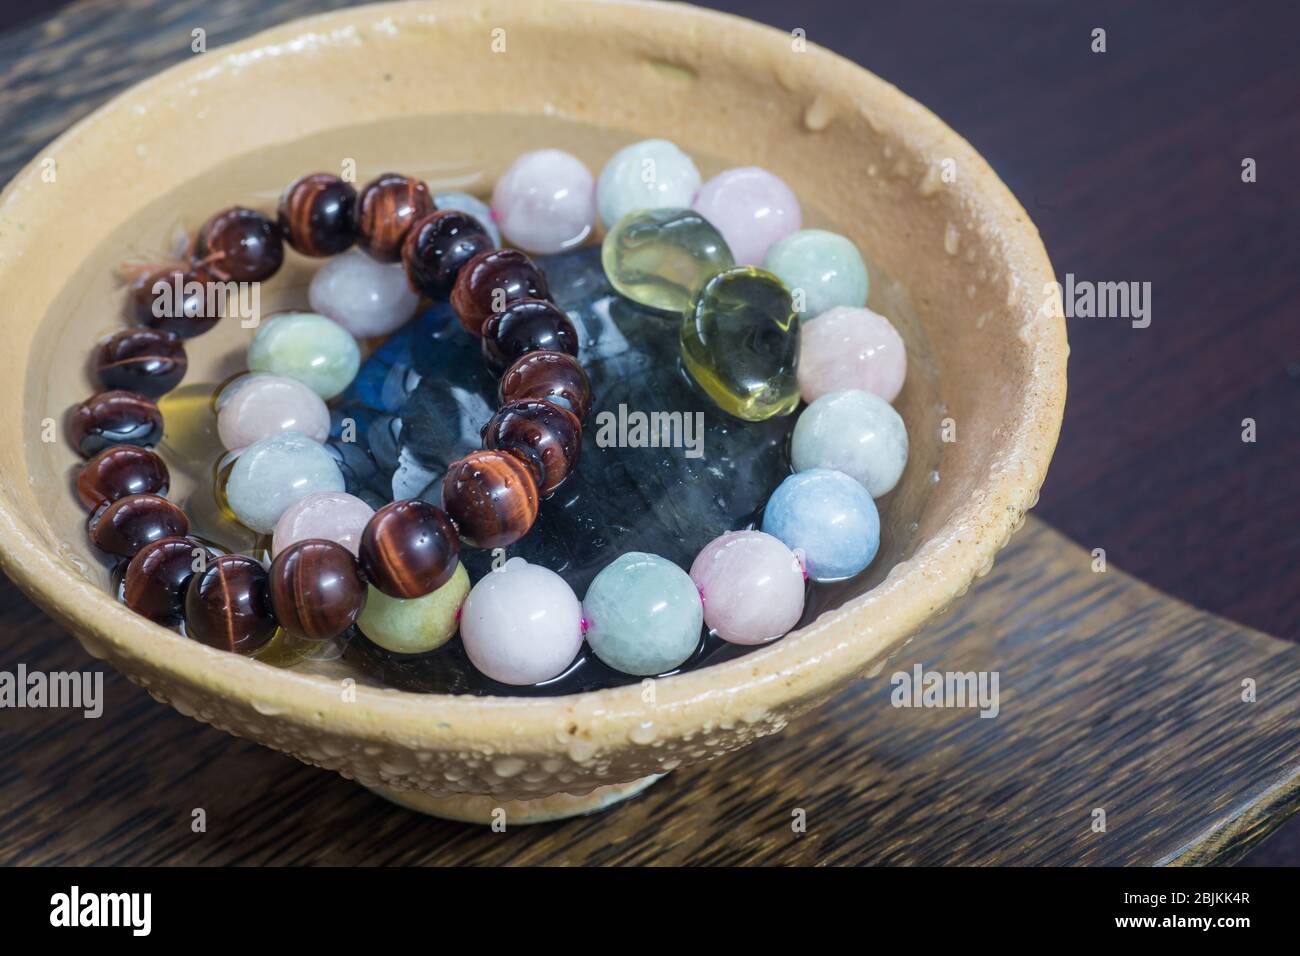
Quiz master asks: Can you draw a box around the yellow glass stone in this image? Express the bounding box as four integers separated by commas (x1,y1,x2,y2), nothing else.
253,628,320,668
601,207,734,314
157,381,263,553
680,266,800,421
212,451,240,523
187,450,269,553
156,381,222,479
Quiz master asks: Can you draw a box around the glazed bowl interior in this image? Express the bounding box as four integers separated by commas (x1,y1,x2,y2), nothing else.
0,0,1064,795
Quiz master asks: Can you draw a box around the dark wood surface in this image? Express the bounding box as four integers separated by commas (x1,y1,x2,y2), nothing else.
0,0,1296,864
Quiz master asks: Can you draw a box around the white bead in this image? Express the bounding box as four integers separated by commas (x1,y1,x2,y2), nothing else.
308,249,420,338
460,557,583,685
491,149,595,255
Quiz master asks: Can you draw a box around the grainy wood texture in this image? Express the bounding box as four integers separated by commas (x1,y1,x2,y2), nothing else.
0,0,1297,864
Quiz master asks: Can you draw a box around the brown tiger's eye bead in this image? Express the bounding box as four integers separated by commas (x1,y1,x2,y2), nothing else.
130,267,219,338
76,445,170,510
402,210,494,298
269,539,366,641
450,248,550,336
184,554,277,654
481,298,579,373
193,206,284,282
277,172,358,257
88,492,189,558
482,399,582,496
498,350,593,420
441,450,540,549
95,328,187,398
359,500,460,599
355,173,434,262
69,390,163,457
123,536,209,624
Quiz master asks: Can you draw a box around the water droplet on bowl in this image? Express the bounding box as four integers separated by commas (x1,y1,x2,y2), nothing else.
629,721,657,745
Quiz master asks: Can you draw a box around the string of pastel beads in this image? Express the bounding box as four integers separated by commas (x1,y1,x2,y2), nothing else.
594,139,914,642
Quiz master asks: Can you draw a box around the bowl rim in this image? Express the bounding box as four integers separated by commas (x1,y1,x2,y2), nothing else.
0,0,1066,752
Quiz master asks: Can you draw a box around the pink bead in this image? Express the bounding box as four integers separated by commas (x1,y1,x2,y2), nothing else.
460,557,583,685
491,149,595,255
271,491,375,558
797,306,907,404
216,374,330,450
689,531,805,645
692,167,801,265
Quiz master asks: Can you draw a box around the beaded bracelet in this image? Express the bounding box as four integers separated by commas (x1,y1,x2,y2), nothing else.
69,138,909,691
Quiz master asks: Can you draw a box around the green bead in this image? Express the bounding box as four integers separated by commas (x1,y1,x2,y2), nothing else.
601,207,734,314
762,228,869,321
248,311,360,400
582,552,702,676
356,563,470,654
679,266,800,421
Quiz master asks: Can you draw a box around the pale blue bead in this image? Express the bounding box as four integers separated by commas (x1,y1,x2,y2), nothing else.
248,311,361,401
762,469,879,581
762,229,869,321
226,430,345,534
790,389,909,498
433,190,501,247
596,139,702,229
583,552,703,676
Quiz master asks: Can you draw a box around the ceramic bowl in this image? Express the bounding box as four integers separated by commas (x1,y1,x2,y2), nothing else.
0,0,1065,820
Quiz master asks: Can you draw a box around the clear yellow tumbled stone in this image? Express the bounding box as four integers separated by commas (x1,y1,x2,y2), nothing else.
211,451,240,523
253,628,321,668
156,381,222,478
601,207,734,314
680,266,801,421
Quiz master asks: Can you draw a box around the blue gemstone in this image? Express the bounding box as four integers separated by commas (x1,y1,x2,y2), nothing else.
761,468,879,581
344,246,799,595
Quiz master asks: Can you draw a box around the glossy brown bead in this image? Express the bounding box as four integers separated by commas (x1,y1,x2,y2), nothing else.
441,450,540,549
401,210,494,298
184,554,277,654
269,539,366,641
123,536,209,624
130,266,219,338
193,206,284,282
76,444,170,510
277,172,358,257
482,399,582,496
498,350,593,420
69,390,163,457
95,327,187,398
88,492,189,558
358,500,460,599
481,297,579,373
355,173,434,262
450,248,551,336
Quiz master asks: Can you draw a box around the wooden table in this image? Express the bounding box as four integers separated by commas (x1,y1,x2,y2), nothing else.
1,0,1297,865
